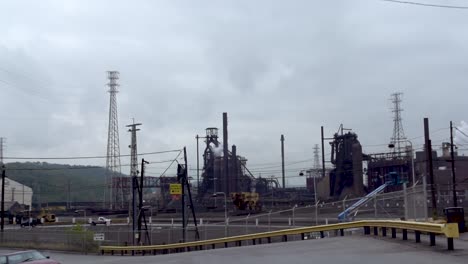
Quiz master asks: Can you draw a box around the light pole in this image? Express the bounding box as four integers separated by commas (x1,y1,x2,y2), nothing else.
212,192,227,237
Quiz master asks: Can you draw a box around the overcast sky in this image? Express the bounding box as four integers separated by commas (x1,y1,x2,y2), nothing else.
1,0,467,185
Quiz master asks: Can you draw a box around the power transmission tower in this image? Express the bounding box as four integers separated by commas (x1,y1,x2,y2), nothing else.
105,71,122,209
313,144,320,177
390,92,407,156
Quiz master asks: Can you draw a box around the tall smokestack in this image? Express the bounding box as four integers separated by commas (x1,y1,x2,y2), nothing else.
232,145,237,193
223,113,229,194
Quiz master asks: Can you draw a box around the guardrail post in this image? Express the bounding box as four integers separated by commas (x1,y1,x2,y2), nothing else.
267,237,272,243
121,250,124,256
340,229,344,236
373,227,378,236
237,241,242,247
363,227,368,235
153,249,156,255
415,231,421,243
187,246,191,252
224,242,228,248
391,228,396,238
382,227,387,237
282,235,288,242
430,233,436,246
320,231,325,238
447,238,454,250
131,250,135,256
212,244,215,249
301,233,305,240
402,229,408,240
252,239,256,245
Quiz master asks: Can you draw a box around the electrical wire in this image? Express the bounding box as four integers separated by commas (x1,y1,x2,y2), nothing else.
380,0,468,9
455,127,468,138
2,149,182,160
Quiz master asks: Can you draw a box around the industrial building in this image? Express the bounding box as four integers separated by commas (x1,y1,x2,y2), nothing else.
0,178,33,208
415,143,468,196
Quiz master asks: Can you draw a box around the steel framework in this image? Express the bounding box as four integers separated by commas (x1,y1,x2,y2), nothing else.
105,71,122,209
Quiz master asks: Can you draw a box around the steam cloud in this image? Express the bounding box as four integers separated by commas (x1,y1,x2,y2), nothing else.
210,143,224,157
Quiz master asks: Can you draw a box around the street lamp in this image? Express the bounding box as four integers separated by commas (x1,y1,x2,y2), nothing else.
212,192,227,237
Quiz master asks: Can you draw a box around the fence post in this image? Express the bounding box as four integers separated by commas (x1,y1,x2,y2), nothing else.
292,205,296,227
373,196,377,218
315,201,319,225
226,217,229,238
423,176,428,221
268,210,272,231
245,214,249,234
403,183,408,220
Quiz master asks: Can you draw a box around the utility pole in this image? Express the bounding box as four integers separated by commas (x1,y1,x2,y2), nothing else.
450,121,457,207
196,135,200,190
424,118,437,218
127,121,141,245
67,178,71,210
1,165,5,232
0,137,4,165
137,158,150,245
178,147,200,242
223,113,229,194
321,127,326,179
281,134,285,188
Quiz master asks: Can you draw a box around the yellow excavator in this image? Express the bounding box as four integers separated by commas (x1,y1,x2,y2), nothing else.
38,209,56,223
231,192,261,212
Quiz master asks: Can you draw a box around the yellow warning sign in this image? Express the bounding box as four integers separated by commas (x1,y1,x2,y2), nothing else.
170,184,182,195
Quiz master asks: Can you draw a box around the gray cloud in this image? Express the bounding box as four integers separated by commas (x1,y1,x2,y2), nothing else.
0,0,467,184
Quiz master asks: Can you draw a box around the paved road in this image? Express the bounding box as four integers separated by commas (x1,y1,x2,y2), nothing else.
2,235,467,264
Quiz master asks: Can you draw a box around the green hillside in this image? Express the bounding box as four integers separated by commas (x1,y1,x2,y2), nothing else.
3,162,125,204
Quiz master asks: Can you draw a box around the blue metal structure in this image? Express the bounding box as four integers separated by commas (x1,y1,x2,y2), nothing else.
338,183,389,221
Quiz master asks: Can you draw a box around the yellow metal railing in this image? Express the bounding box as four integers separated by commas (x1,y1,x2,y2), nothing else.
100,220,459,255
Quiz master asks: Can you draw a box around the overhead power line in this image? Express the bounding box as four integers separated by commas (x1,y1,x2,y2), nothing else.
380,0,468,9
2,149,182,160
455,127,468,139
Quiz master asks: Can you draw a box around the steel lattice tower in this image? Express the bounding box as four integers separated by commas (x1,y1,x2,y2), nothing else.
313,144,320,176
390,92,407,156
105,71,122,209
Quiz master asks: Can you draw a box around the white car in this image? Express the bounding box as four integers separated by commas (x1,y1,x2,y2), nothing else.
91,217,111,226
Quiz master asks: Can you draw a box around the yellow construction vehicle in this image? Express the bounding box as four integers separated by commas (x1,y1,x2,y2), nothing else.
39,209,56,223
231,192,261,212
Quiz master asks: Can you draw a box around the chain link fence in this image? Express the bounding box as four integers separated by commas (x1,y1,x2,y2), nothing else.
1,181,466,250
